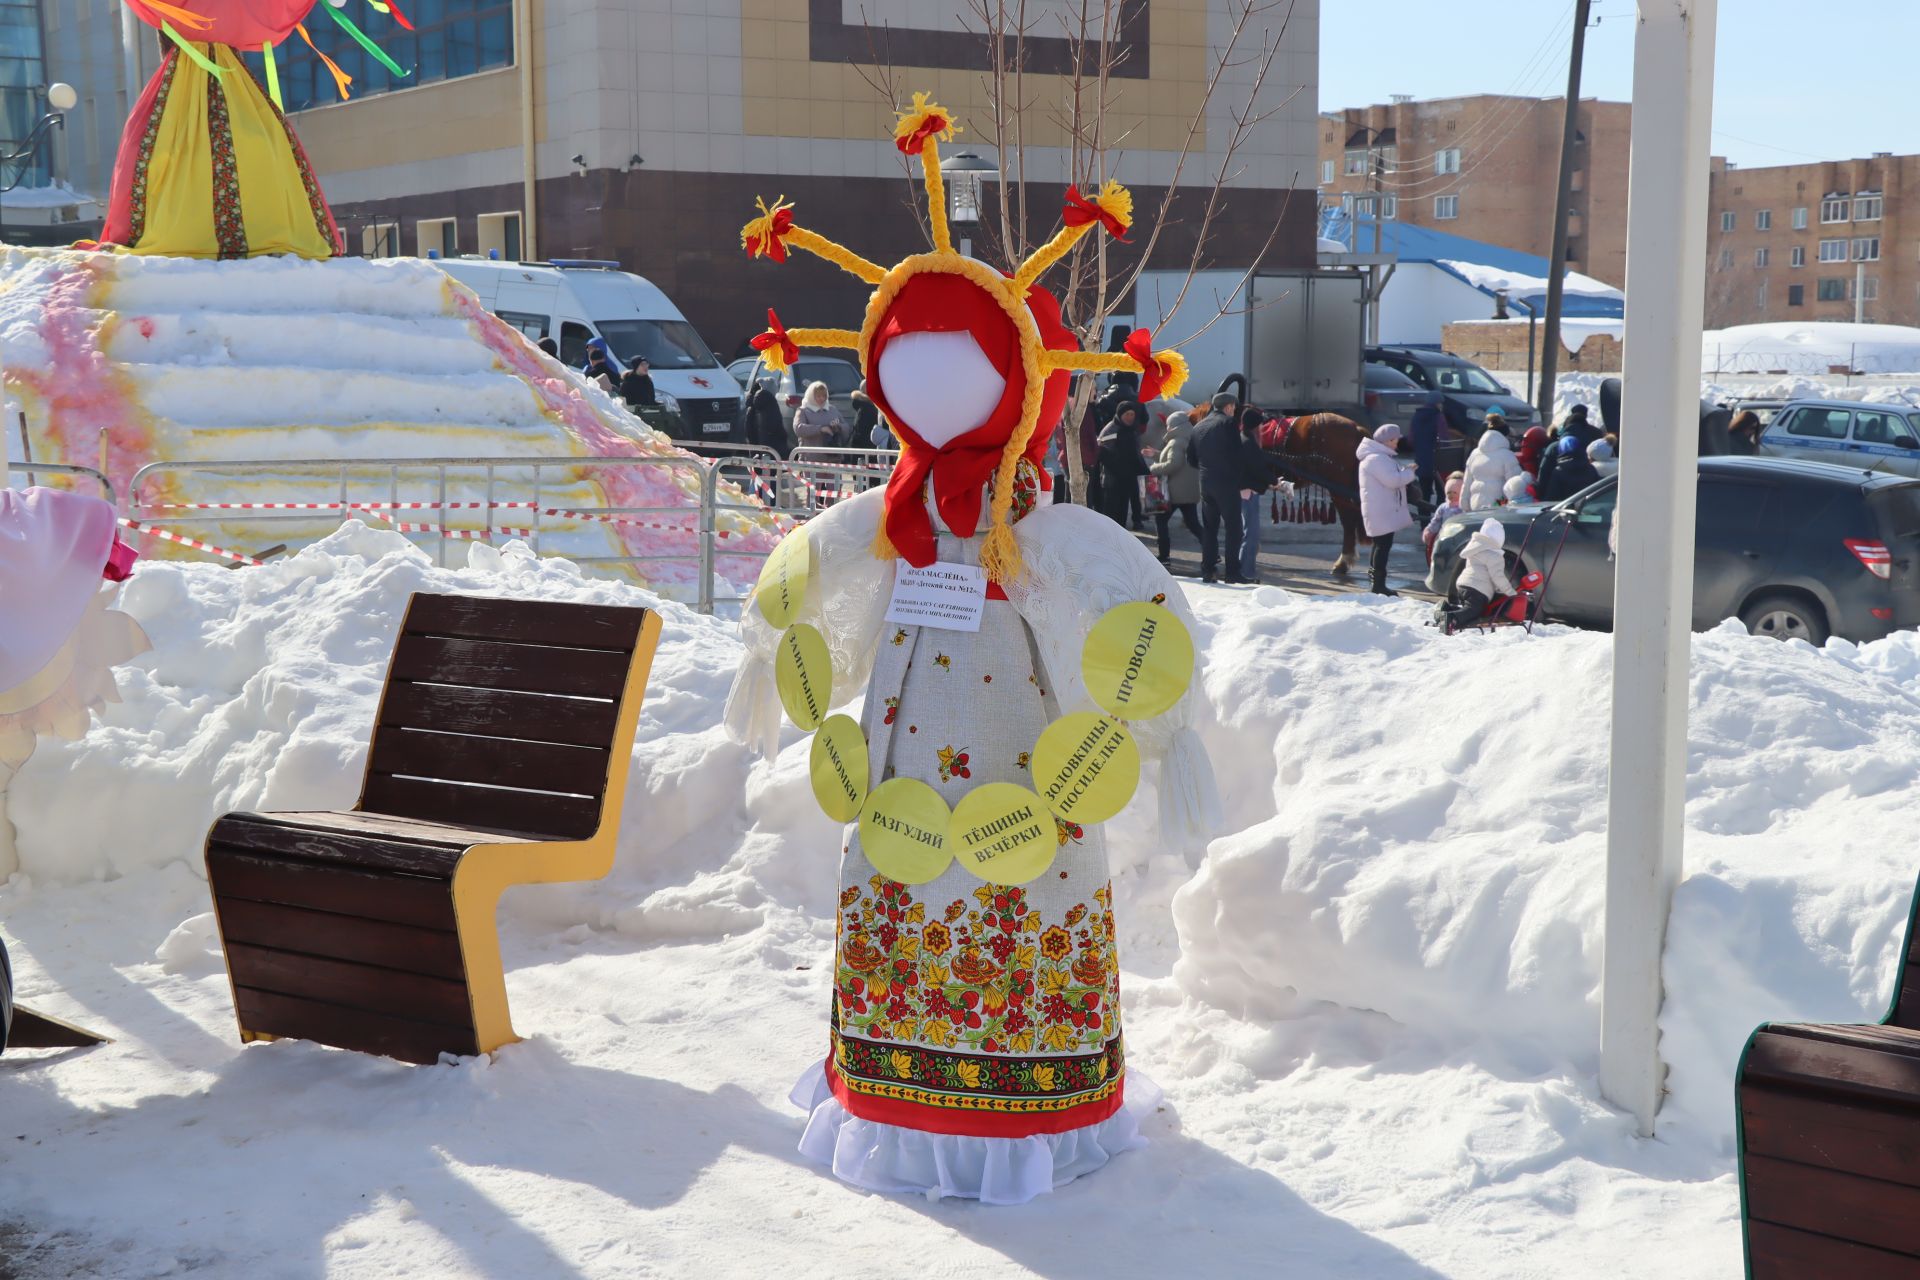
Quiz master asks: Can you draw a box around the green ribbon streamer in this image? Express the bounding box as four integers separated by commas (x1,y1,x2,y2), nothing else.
261,42,283,110
320,3,411,80
160,23,225,77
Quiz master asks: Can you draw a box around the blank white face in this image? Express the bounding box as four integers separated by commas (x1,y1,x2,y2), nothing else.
875,331,1005,448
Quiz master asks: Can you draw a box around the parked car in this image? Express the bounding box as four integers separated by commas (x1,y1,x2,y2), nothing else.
1360,362,1467,479
1426,456,1920,645
1365,346,1536,437
1759,399,1920,475
1725,396,1789,428
726,355,863,444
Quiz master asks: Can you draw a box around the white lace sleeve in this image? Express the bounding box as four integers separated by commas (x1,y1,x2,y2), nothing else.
724,487,894,757
1006,505,1224,851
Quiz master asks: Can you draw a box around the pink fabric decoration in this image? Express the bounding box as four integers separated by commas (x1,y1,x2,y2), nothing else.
0,488,118,690
103,537,139,583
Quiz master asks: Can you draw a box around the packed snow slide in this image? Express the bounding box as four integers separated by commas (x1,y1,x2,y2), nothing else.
0,247,785,593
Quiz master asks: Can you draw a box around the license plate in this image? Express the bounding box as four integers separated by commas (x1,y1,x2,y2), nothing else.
703,421,733,434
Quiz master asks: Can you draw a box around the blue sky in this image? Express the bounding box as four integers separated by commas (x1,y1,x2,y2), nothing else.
1320,0,1916,171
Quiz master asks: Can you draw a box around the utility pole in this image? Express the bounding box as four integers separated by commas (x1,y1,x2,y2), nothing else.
1537,0,1593,429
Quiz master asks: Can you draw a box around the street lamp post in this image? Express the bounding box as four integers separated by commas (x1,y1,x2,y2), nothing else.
0,83,78,246
939,150,996,259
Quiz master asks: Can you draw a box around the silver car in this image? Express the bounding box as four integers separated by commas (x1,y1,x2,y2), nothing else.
1759,399,1920,476
726,355,863,439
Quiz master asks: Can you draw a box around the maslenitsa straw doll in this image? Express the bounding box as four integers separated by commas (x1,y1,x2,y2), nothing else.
725,94,1222,1205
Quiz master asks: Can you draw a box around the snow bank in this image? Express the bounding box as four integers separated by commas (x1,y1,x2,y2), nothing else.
1703,321,1920,376
1441,259,1623,302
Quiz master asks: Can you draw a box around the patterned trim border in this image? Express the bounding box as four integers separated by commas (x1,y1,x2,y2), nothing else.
125,52,182,248
206,74,249,260
831,1023,1123,1109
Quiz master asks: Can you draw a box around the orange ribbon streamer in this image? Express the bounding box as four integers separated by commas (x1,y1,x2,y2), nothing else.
295,23,353,100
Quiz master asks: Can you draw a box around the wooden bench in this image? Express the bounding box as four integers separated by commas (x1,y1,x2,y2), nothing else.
1737,876,1920,1277
203,593,661,1065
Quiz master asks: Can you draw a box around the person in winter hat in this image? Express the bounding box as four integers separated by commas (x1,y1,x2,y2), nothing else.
1444,517,1514,632
793,380,847,449
1356,422,1417,595
1540,431,1601,501
1186,390,1248,582
1422,472,1464,563
1587,437,1615,464
746,384,790,456
582,336,622,389
1560,402,1603,451
1463,426,1521,511
1516,425,1550,477
1095,400,1152,528
1149,399,1204,565
1503,471,1534,504
1409,391,1444,506
1482,410,1510,440
1235,407,1283,582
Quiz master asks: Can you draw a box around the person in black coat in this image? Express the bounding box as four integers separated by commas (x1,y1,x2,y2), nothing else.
1539,433,1600,501
1095,400,1152,527
746,386,789,457
1185,391,1247,583
619,360,656,408
849,385,880,450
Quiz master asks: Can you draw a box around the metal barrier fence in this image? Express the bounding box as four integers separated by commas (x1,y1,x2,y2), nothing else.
5,461,114,502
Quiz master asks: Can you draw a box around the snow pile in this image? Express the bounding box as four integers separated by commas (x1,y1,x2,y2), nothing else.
0,248,783,593
1702,321,1920,376
6,556,1916,1274
1441,259,1623,302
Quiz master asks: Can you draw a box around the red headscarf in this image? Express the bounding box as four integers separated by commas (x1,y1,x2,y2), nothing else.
864,272,1076,567
125,0,320,46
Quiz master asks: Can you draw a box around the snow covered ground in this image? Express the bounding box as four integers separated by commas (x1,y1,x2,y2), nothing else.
5,528,1916,1278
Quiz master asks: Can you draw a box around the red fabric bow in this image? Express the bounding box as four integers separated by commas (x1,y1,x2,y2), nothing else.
896,113,949,156
385,0,416,31
1062,188,1129,241
745,206,793,263
1125,328,1171,402
749,309,798,367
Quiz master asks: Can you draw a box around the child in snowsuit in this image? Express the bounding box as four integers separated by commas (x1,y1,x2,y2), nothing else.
1422,473,1464,563
1444,518,1514,632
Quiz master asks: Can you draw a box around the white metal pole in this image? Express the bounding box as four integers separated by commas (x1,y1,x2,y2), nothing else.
1856,262,1866,324
1601,0,1717,1137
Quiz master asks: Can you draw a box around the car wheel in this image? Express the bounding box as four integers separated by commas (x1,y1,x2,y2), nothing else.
1740,593,1829,645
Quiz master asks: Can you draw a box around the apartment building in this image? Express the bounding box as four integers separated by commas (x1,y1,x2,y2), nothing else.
1318,93,1632,288
1705,154,1918,329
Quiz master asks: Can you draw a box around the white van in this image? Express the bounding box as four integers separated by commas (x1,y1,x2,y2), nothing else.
434,258,744,437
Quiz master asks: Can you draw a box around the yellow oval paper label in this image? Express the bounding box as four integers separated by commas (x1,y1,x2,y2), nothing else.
810,714,870,823
753,525,812,629
950,783,1055,886
859,777,953,885
775,622,832,730
1082,601,1194,720
1032,713,1140,826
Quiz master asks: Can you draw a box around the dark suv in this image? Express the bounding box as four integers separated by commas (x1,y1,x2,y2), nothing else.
1426,456,1920,644
1365,346,1536,437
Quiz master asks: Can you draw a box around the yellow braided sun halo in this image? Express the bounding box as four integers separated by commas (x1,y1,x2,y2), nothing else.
736,91,1185,584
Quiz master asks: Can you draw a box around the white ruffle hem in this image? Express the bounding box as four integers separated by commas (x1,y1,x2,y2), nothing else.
789,1062,1160,1205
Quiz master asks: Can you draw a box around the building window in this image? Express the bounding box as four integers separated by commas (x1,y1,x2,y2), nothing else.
1856,191,1883,221
1755,209,1772,231
245,2,516,114
1790,246,1805,267
478,211,522,261
1819,238,1849,263
1821,195,1851,223
1719,211,1735,232
1755,247,1769,267
1321,158,1335,185
0,0,52,189
1339,193,1355,215
1854,236,1881,261
1863,275,1880,301
1434,194,1459,220
1344,149,1367,176
1788,284,1805,307
360,222,401,259
1379,195,1398,220
1757,279,1768,309
1818,278,1848,302
1375,146,1398,174
416,217,457,258
1436,148,1461,175
1718,248,1734,269
1792,206,1809,230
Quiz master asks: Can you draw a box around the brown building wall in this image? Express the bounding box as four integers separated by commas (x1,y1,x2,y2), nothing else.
1318,95,1632,288
1704,155,1917,331
1442,321,1621,373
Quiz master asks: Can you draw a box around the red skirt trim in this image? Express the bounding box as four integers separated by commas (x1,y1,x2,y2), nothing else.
827,1057,1125,1138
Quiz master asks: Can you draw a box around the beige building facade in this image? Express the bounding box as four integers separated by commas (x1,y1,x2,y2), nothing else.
1318,93,1632,289
1705,154,1918,331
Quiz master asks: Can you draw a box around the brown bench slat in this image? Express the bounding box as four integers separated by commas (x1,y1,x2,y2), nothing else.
216,899,465,982
388,635,634,699
404,594,644,652
235,986,478,1065
379,682,620,749
1745,1152,1920,1258
246,810,536,845
1744,1025,1920,1107
1748,1221,1920,1280
208,816,469,878
1744,1082,1920,1188
207,848,458,930
367,729,610,799
360,776,600,841
226,942,472,1028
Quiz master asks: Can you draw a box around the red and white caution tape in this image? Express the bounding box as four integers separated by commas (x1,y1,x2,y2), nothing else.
117,517,266,567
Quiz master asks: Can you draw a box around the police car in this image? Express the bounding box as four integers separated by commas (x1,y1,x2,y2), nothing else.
1759,399,1920,475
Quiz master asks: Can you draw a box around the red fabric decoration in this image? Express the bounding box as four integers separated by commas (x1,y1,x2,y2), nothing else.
748,308,798,367
1062,188,1130,241
745,206,794,262
896,113,950,156
125,0,316,46
384,0,416,30
1123,327,1174,402
865,271,1077,567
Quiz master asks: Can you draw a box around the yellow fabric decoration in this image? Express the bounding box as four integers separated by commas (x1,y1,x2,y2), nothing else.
892,91,959,152
1093,179,1134,232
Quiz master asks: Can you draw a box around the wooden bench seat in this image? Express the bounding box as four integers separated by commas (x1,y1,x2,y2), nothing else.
1737,877,1920,1276
204,593,661,1065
